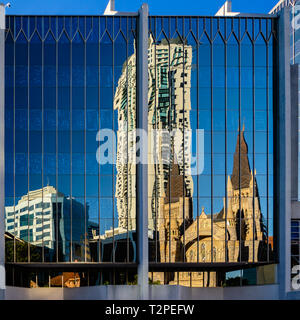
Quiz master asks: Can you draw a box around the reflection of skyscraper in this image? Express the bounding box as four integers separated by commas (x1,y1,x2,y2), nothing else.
114,47,137,231
114,36,194,231
148,36,193,232
5,186,89,262
5,186,62,250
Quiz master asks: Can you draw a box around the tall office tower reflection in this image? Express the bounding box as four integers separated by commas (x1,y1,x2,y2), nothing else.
114,46,137,231
148,36,194,232
114,36,194,232
5,186,90,262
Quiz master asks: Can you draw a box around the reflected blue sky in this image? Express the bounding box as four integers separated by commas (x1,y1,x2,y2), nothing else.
5,0,278,16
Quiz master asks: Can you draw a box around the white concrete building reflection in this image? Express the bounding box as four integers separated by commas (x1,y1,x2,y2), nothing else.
5,186,89,262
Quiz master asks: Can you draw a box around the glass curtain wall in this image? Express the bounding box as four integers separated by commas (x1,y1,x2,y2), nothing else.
289,5,300,200
4,15,137,265
4,14,277,288
147,16,276,286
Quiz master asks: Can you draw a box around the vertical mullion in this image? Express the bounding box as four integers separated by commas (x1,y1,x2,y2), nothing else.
210,17,213,264
55,16,59,263
168,17,171,264
252,19,256,263
112,16,115,264
293,7,295,65
126,16,129,263
27,20,30,262
84,17,87,263
13,18,16,263
238,18,242,264
266,22,270,263
154,18,158,264
225,20,228,263
98,16,101,263
196,17,199,264
41,21,45,263
182,18,186,263
70,17,73,263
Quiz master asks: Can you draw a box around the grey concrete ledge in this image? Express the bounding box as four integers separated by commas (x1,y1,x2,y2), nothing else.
5,284,280,300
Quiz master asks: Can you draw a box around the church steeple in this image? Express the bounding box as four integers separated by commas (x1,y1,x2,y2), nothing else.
165,157,185,204
231,125,252,190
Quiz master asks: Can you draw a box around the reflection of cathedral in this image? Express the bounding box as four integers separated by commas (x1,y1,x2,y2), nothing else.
154,127,271,286
114,34,272,287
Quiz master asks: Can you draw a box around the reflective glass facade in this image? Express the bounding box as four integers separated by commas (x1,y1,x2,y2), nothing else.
288,3,300,281
3,14,277,288
4,16,137,265
289,5,300,200
146,17,276,286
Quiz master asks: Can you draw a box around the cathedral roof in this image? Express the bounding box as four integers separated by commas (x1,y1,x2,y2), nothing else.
231,125,252,190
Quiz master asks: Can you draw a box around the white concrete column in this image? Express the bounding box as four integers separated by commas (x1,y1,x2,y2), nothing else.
137,3,149,300
0,3,6,300
277,6,292,299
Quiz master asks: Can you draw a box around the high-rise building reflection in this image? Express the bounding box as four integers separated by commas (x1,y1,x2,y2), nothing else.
113,34,273,286
4,23,274,287
5,186,90,262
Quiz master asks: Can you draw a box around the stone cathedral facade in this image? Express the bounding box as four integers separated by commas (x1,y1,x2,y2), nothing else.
154,127,271,287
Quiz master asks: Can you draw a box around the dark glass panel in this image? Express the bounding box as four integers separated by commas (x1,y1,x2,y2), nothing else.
241,33,253,68
213,132,226,154
58,154,71,174
30,87,42,109
72,175,85,198
114,32,127,67
58,174,70,197
100,87,113,109
86,175,99,197
44,32,56,66
30,32,42,67
44,66,56,87
29,153,42,177
100,176,113,198
5,32,14,66
100,66,113,87
255,67,267,89
44,87,56,109
86,197,99,222
227,67,239,88
50,17,57,39
72,109,85,131
86,87,99,109
100,32,113,66
15,131,28,154
5,65,13,87
43,131,56,154
58,109,70,130
72,86,84,109
227,33,239,68
86,153,99,176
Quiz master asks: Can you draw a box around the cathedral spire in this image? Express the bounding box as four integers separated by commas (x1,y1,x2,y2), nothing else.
164,154,184,203
231,125,252,190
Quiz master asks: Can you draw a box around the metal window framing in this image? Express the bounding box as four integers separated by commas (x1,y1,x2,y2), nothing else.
0,8,278,294
147,15,277,272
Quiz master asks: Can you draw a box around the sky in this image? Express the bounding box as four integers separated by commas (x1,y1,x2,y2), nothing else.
5,0,279,16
